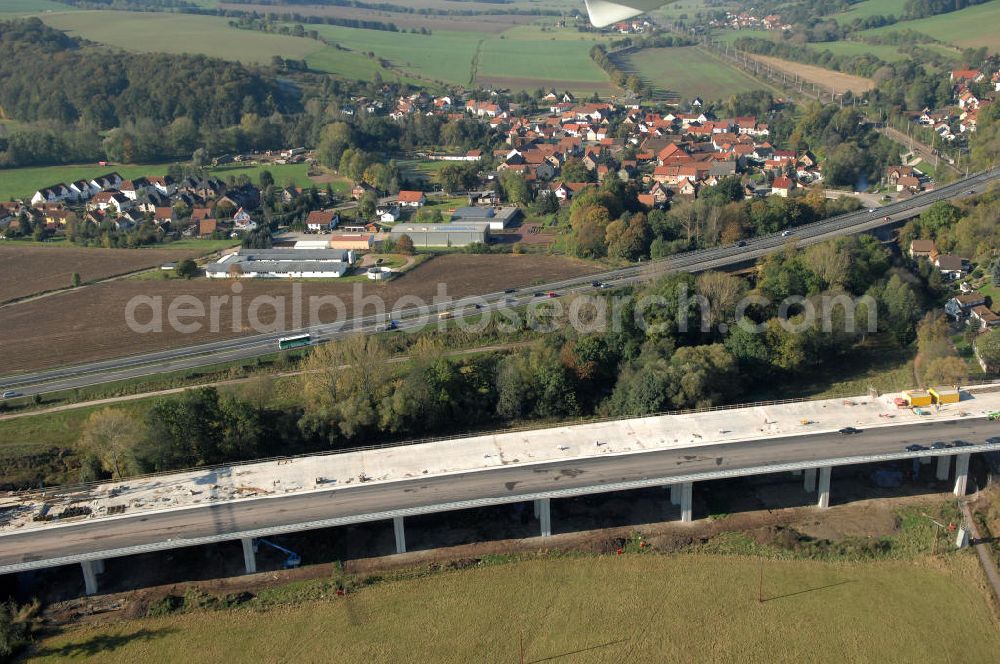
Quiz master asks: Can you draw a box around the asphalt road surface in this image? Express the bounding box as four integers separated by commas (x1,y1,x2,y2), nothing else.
3,417,998,572
3,166,999,397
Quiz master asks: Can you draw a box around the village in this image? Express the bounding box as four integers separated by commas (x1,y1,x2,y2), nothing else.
912,67,1000,144
0,81,971,282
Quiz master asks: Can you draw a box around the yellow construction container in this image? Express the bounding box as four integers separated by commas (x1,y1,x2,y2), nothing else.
929,387,960,404
904,390,933,407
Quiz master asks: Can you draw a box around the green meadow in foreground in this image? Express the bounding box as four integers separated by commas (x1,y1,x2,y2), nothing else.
26,554,998,663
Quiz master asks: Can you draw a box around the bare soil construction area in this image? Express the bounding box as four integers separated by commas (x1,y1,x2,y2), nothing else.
0,254,599,373
0,245,209,305
748,54,875,95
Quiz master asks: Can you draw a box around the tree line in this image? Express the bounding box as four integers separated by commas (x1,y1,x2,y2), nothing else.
63,222,962,484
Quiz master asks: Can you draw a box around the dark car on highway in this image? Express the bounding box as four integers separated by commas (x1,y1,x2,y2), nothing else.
905,444,928,452
930,442,950,450
838,427,861,435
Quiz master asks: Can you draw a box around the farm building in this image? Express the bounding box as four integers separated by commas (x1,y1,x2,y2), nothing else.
205,249,354,279
390,223,489,247
450,206,522,230
397,191,427,207
329,234,375,251
306,210,340,233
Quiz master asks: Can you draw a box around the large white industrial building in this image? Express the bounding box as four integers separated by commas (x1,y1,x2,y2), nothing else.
205,248,354,279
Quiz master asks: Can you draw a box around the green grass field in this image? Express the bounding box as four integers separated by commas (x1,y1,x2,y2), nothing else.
861,1,1000,51
806,40,911,62
623,46,769,101
477,36,610,87
309,24,486,85
31,8,617,91
40,11,324,65
0,162,332,201
25,554,1000,663
0,0,70,16
833,0,909,22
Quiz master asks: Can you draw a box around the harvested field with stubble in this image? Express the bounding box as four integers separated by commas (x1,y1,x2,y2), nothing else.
0,254,600,373
25,554,1000,663
0,245,213,304
748,53,875,96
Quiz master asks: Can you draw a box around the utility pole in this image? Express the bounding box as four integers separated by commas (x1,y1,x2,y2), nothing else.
757,558,764,603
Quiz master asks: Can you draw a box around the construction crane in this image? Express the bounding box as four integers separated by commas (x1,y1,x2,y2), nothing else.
255,539,302,569
585,0,672,27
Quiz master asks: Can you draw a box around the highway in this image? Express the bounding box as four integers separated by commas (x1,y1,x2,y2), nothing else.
3,166,999,397
2,416,998,573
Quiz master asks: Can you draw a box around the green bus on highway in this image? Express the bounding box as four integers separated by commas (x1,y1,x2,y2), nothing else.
277,334,311,350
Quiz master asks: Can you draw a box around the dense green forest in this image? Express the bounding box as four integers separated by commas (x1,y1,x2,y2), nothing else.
0,18,303,166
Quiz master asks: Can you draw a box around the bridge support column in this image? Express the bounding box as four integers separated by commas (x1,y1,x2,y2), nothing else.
680,482,693,523
536,498,551,537
393,516,407,554
242,537,257,575
817,466,832,508
953,453,970,497
919,456,931,465
803,468,817,493
669,484,681,506
936,455,951,482
81,560,101,596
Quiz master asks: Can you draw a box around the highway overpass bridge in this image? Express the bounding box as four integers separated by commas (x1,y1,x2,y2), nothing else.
3,385,1000,595
3,167,1000,398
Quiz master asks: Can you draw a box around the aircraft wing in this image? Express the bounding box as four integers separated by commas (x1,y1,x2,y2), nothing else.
584,0,669,27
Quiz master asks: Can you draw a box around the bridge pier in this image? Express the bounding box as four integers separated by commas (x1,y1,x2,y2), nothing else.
680,482,693,523
936,455,951,482
241,537,257,575
803,468,817,493
535,498,551,537
81,560,103,596
669,484,681,506
817,467,832,508
953,453,970,497
393,516,407,554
